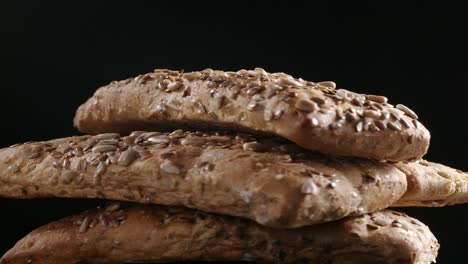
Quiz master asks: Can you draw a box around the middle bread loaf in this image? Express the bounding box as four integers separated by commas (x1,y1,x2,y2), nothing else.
0,130,407,228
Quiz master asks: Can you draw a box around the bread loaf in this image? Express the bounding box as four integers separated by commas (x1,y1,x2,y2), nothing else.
393,160,468,207
73,68,430,162
0,203,439,264
0,130,407,228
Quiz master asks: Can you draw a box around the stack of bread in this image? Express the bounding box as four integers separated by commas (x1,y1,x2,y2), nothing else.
1,68,467,263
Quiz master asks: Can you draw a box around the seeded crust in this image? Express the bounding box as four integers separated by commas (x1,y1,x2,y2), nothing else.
393,160,468,207
0,130,406,228
0,204,439,264
73,68,430,162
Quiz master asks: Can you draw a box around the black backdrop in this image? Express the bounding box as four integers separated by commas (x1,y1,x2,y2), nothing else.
1,1,467,263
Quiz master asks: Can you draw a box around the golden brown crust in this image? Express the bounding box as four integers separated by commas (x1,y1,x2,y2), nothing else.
393,160,468,207
0,204,439,264
0,130,407,228
73,68,430,162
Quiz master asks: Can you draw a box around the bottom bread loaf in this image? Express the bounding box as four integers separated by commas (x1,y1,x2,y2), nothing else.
1,203,438,264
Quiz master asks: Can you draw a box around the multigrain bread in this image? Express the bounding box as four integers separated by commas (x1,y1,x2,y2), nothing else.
0,130,407,228
73,68,430,162
393,160,468,207
0,203,439,264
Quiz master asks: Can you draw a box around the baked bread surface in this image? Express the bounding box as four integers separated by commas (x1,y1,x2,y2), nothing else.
0,130,407,228
74,68,430,162
0,204,439,264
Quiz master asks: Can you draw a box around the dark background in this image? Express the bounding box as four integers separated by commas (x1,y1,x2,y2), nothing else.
1,1,467,263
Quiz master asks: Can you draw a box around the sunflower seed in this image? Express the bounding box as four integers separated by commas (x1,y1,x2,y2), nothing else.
51,151,64,158
117,147,139,166
97,139,119,146
264,109,273,121
265,82,283,91
295,99,316,112
75,174,84,184
328,122,342,130
99,214,109,227
8,164,19,173
310,117,319,127
400,118,412,129
374,120,387,130
62,159,70,169
61,170,77,184
390,112,401,121
79,216,90,233
96,133,120,141
105,202,121,212
214,94,225,109
345,112,357,122
317,81,336,89
367,224,379,230
311,96,325,105
166,81,183,91
92,145,117,153
180,137,206,146
412,119,420,128
160,161,181,175
355,121,364,132
83,139,97,151
387,121,402,131
28,152,41,159
301,182,318,194
365,95,388,104
380,111,390,120
396,104,418,119
273,109,283,119
363,110,381,119
183,71,202,81
247,101,257,110
242,142,264,152
89,218,98,228
247,87,263,96
93,162,106,185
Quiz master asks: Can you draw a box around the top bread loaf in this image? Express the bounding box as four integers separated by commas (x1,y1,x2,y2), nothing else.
74,68,430,161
